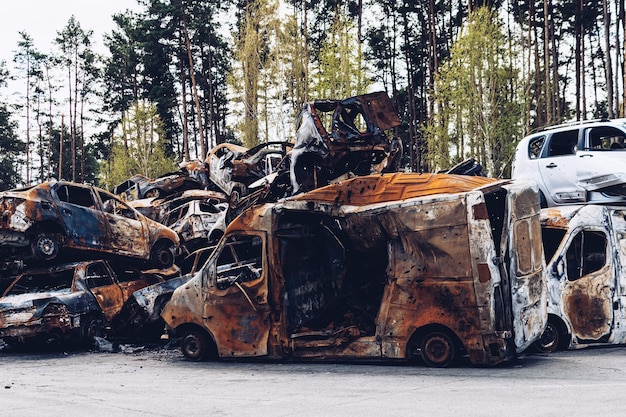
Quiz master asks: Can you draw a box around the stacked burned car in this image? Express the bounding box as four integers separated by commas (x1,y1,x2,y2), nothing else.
0,180,180,269
0,180,186,349
0,260,174,348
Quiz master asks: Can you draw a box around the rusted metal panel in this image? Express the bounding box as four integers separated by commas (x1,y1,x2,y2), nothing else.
162,173,546,366
0,260,169,347
292,173,499,206
539,204,626,351
0,180,180,270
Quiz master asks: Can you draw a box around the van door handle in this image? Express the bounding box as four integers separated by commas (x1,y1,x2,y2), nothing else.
545,163,557,168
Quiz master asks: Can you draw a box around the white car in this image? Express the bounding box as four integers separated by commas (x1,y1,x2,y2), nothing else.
512,119,626,207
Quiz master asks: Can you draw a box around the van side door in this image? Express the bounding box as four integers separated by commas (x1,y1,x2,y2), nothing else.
505,182,547,352
556,228,614,343
204,233,270,357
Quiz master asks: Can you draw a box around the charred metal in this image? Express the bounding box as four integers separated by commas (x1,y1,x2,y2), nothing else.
162,173,547,367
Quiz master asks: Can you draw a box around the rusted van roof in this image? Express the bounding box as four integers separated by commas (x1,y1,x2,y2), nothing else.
291,173,500,206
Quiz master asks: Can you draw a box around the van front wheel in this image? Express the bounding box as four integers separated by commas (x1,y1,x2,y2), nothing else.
421,331,456,368
182,329,210,361
534,320,563,353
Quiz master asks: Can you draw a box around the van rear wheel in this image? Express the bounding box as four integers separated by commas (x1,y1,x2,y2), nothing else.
421,331,456,368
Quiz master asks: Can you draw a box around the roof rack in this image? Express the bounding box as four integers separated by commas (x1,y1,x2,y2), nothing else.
536,118,611,133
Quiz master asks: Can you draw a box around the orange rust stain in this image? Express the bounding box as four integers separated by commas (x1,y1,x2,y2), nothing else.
292,173,498,206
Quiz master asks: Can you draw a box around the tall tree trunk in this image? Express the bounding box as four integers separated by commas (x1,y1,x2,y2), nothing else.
543,0,553,124
59,114,64,180
621,0,626,116
181,13,206,159
179,56,190,161
575,0,582,120
604,0,615,118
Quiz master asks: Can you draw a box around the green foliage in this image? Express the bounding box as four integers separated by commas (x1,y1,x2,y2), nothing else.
312,14,370,99
0,100,24,190
428,7,523,177
100,100,177,189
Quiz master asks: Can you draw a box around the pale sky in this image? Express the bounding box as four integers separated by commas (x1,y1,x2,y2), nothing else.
2,0,141,80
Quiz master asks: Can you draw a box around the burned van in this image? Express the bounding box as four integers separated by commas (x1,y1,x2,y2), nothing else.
161,173,546,367
534,205,626,353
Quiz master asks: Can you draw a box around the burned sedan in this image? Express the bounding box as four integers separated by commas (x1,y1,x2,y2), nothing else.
0,180,180,269
113,168,207,202
160,191,229,253
0,260,163,348
287,91,402,194
127,190,229,254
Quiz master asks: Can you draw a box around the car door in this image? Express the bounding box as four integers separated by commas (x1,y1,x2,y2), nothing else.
53,183,109,249
84,261,125,321
98,191,147,257
537,129,584,204
555,228,615,343
204,233,270,357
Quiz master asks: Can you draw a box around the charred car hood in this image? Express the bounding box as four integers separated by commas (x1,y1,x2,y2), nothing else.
0,290,75,310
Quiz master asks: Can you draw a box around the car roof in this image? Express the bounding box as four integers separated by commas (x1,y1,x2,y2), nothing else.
531,118,626,135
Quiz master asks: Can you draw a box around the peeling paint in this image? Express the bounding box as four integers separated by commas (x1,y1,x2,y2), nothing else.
162,173,547,367
0,180,180,270
539,205,626,350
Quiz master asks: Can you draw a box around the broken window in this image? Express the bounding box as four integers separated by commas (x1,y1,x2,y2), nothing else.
542,227,567,264
99,192,138,220
7,269,74,295
85,262,115,288
587,126,626,150
548,130,578,156
528,136,545,159
215,235,262,290
566,230,607,280
56,185,96,208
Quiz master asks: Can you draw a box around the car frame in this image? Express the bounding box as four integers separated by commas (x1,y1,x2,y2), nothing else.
0,260,164,347
0,180,180,269
512,118,626,207
206,142,292,207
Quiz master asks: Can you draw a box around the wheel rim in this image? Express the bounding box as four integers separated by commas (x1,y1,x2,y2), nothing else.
35,235,59,260
535,322,559,353
182,332,206,361
422,332,455,367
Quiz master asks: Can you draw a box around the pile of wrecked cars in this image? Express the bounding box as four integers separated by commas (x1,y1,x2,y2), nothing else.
0,180,188,348
10,94,626,370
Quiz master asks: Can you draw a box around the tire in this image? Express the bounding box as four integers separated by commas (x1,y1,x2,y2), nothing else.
31,233,61,261
81,316,103,348
421,331,457,368
181,329,212,361
534,320,563,353
150,241,175,269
